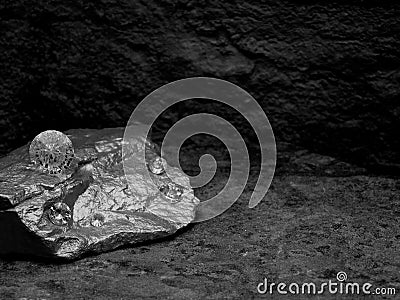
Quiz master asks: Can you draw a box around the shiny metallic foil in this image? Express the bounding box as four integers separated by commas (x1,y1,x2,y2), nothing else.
0,127,199,259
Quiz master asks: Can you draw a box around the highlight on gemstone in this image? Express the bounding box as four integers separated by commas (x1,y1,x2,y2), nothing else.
29,130,74,174
48,202,72,226
160,183,184,202
148,156,165,175
91,214,104,227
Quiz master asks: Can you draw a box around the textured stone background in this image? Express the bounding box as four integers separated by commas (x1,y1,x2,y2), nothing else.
0,0,399,172
0,0,400,299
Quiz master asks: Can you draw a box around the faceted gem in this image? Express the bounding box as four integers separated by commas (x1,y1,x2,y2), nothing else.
48,202,72,226
148,157,165,175
160,183,184,202
29,130,74,175
91,214,104,227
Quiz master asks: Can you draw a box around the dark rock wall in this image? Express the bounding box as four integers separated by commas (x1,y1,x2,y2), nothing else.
1,0,399,171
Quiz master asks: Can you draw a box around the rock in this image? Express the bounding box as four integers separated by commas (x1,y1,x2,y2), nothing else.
0,127,199,259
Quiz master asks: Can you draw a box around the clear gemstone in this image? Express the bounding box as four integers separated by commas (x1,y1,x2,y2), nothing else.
91,214,104,227
48,202,71,226
91,219,102,227
148,157,165,175
29,130,74,175
160,183,184,202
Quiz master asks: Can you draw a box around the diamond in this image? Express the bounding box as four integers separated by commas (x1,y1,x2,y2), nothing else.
29,130,74,175
160,183,184,203
148,157,165,175
91,214,104,227
48,202,72,226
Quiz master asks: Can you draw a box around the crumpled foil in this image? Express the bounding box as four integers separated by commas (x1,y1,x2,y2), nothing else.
0,127,199,259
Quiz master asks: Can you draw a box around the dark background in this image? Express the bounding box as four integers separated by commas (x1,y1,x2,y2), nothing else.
0,0,399,174
1,1,400,299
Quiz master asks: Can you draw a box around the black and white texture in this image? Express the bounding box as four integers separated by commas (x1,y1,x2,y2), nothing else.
0,0,399,299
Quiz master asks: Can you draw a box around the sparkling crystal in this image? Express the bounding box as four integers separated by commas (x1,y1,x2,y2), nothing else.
148,157,165,175
160,183,184,202
29,130,74,175
48,202,72,226
91,214,104,227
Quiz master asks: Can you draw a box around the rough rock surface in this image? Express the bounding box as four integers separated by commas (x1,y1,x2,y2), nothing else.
0,127,199,259
0,141,399,299
0,0,399,173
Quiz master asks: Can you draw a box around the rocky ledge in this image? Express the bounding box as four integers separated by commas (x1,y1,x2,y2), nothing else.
0,127,199,259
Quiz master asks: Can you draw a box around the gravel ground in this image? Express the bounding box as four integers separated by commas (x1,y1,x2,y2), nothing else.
0,145,399,299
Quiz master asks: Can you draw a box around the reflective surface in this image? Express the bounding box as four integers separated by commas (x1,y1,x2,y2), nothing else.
0,127,199,259
29,130,74,175
48,202,71,226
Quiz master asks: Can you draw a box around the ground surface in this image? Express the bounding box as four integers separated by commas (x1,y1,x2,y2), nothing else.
0,145,399,299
